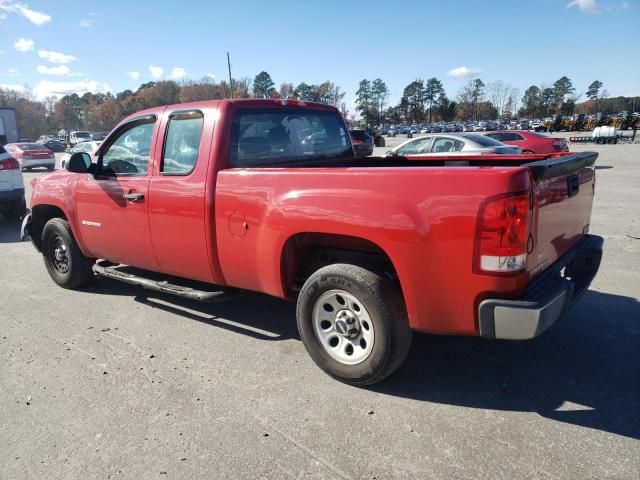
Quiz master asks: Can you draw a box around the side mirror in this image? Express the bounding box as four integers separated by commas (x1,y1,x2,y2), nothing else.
385,150,394,157
67,152,91,173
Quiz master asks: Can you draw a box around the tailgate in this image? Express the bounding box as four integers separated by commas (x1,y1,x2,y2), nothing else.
526,152,597,276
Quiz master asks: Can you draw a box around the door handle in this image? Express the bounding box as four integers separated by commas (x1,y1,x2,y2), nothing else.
123,192,144,202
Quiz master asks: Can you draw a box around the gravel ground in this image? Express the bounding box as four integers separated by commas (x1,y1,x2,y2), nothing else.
1,142,638,479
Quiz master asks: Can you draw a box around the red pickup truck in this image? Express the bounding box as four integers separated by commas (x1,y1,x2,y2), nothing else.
22,99,603,385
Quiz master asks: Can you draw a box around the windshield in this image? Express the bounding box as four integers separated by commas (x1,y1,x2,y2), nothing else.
229,108,352,168
75,131,92,138
460,134,504,147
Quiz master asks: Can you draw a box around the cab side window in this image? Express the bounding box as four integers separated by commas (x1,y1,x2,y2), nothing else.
161,111,204,175
101,121,154,176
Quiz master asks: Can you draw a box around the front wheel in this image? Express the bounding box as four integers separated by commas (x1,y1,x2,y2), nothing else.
42,218,95,289
296,264,412,386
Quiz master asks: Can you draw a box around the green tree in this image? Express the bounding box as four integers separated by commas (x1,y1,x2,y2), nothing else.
355,79,374,123
370,78,389,124
293,82,314,101
586,80,603,113
521,85,542,117
552,76,575,113
252,71,275,98
402,80,426,123
424,78,444,122
437,93,457,122
472,78,485,121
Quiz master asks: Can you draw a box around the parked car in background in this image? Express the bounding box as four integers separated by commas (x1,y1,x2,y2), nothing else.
0,143,26,220
91,132,108,141
42,139,67,153
388,133,521,156
37,135,55,144
462,124,474,132
69,131,93,147
484,130,568,154
60,141,102,169
349,129,374,158
4,143,55,171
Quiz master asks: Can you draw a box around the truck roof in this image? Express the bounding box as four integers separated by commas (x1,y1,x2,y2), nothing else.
118,98,340,128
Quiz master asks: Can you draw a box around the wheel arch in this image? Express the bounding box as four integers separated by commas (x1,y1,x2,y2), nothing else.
280,232,409,312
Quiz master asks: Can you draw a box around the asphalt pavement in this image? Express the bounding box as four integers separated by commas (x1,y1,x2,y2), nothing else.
1,142,639,479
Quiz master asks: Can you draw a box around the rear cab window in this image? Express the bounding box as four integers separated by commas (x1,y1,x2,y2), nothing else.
161,110,204,175
229,108,352,168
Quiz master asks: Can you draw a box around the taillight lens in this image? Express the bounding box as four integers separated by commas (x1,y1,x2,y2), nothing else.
0,158,20,170
474,192,531,275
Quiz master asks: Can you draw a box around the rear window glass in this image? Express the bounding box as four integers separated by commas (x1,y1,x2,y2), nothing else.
349,130,369,141
461,134,504,147
17,143,46,150
229,108,352,168
0,144,5,154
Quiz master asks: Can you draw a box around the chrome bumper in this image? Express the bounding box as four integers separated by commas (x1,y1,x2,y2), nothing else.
478,235,603,340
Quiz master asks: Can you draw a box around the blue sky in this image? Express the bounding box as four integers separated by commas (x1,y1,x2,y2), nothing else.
1,0,639,110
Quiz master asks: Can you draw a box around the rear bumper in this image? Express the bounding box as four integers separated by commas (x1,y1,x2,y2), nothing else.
20,158,55,168
478,234,603,340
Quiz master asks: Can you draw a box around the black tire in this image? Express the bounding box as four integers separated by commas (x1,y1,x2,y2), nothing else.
296,264,412,386
42,218,94,289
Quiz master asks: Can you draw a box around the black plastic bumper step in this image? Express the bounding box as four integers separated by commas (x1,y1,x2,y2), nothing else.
92,261,240,303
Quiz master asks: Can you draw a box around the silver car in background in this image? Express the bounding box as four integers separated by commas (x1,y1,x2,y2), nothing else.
387,133,522,156
60,141,102,169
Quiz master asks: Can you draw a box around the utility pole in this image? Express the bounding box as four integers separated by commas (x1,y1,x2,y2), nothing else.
227,52,233,99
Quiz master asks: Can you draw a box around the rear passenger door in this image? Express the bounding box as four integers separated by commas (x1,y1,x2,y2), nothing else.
148,108,218,283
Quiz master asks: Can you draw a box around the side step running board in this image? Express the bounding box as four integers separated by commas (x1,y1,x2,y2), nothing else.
92,261,240,303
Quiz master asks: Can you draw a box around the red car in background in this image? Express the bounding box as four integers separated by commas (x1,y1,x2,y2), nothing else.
4,143,56,171
484,130,568,154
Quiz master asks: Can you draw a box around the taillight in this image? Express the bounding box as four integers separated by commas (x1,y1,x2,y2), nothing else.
474,192,531,275
0,158,20,170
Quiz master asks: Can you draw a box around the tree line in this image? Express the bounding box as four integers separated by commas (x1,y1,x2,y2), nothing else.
0,71,637,139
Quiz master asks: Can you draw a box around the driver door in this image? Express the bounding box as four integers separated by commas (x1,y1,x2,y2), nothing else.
75,115,161,270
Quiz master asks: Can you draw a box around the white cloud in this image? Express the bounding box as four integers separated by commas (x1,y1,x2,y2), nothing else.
33,80,110,100
78,18,92,27
206,73,215,79
127,71,141,80
149,65,164,79
170,67,186,79
14,37,34,52
621,0,630,9
0,1,51,25
38,49,77,64
37,64,70,75
0,83,26,91
447,66,482,78
6,67,20,76
567,0,599,13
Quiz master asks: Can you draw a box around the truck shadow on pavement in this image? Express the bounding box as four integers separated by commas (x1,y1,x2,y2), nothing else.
86,277,299,342
373,289,640,440
86,277,638,440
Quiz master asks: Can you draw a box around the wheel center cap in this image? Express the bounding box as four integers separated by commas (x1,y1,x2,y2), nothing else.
54,246,66,262
335,310,359,339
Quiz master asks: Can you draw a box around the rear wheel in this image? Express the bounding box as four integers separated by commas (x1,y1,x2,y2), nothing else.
42,218,94,289
296,264,412,386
